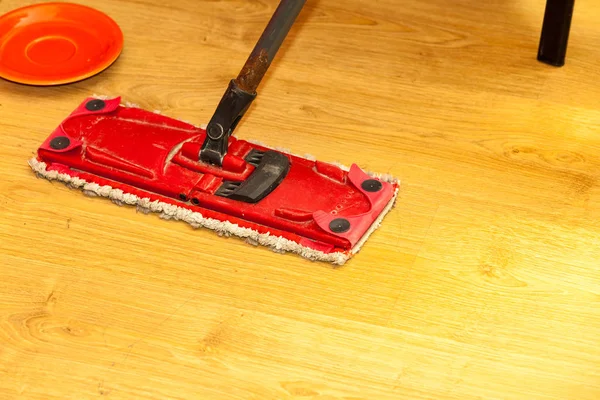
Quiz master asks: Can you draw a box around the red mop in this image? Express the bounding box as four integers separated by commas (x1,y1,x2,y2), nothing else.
28,0,399,265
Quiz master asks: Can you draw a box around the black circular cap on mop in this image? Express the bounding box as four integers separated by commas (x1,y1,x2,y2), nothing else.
361,179,382,192
85,99,106,111
329,218,351,233
207,123,224,140
50,136,70,150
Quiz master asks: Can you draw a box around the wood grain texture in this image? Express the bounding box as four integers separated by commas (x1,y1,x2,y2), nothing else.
2,0,600,398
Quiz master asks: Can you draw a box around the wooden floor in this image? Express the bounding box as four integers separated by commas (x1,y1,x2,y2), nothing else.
2,0,600,398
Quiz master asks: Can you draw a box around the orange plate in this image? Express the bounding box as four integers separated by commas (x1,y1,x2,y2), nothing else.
0,2,123,85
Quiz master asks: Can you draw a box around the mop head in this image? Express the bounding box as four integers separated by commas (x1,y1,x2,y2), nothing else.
28,96,399,265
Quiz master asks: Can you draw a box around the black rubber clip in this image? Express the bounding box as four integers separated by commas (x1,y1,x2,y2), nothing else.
200,80,256,166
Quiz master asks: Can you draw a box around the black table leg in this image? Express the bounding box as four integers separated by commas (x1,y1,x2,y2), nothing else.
538,0,576,66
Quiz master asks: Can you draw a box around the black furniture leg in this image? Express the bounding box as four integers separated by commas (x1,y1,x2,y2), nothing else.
538,0,575,67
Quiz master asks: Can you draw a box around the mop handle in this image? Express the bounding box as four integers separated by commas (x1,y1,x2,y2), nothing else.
235,0,307,93
201,0,307,165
